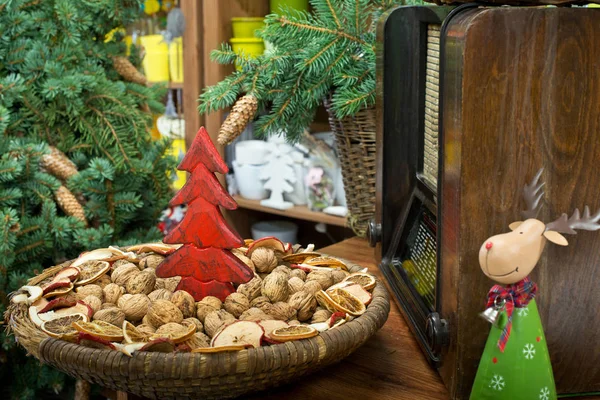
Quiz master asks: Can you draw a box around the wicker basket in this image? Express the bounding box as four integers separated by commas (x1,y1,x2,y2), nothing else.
7,261,389,400
324,99,376,237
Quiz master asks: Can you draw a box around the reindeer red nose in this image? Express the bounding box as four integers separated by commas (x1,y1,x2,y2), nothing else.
485,242,493,250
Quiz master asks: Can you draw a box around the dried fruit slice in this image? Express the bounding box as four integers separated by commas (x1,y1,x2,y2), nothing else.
42,279,71,295
123,321,150,344
269,325,318,342
41,313,87,339
54,301,94,319
75,260,110,286
126,242,181,255
52,267,80,282
71,248,116,268
140,338,176,352
77,332,116,350
243,239,254,246
305,256,349,271
246,237,286,257
38,297,77,313
43,282,74,298
211,321,264,348
150,322,196,344
191,345,250,353
29,306,45,327
11,285,43,305
114,342,145,357
282,252,321,264
316,289,366,317
328,283,372,305
342,272,376,291
258,320,289,339
72,320,125,342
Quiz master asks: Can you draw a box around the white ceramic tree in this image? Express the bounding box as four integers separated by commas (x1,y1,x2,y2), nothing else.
260,143,297,210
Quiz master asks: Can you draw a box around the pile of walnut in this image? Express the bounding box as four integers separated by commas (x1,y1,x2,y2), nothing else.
12,237,376,355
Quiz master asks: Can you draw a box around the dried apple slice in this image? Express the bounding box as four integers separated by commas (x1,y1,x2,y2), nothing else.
245,237,286,257
114,342,146,357
29,306,45,327
52,267,80,282
342,272,376,291
11,285,43,305
71,248,115,268
43,282,74,298
150,322,196,344
328,283,372,305
258,320,289,339
123,321,150,344
38,297,77,313
269,325,318,342
210,321,264,349
126,242,181,255
77,332,116,350
281,252,321,264
75,260,110,286
54,301,94,320
191,345,250,353
291,264,338,273
243,239,254,246
140,338,176,352
41,313,87,339
72,320,124,342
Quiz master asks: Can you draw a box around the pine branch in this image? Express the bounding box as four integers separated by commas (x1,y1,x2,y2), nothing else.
277,16,374,49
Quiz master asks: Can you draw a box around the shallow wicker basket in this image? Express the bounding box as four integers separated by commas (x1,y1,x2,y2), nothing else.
324,98,377,237
7,260,389,400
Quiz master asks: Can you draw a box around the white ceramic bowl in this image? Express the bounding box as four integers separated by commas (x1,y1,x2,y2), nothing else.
235,140,269,165
251,220,298,244
233,160,268,200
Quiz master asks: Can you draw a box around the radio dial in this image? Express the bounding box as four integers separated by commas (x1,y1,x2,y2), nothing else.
425,313,449,356
367,219,382,247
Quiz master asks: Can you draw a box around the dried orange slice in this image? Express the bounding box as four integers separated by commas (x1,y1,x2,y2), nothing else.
305,256,348,271
316,289,366,317
282,252,321,264
72,320,124,342
123,321,150,344
191,345,250,353
150,322,196,344
342,272,376,291
75,261,110,286
269,325,318,342
41,313,87,339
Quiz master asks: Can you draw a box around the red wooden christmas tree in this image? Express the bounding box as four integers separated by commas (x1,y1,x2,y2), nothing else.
156,127,253,301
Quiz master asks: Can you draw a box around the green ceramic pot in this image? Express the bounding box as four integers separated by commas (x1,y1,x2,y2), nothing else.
231,17,265,38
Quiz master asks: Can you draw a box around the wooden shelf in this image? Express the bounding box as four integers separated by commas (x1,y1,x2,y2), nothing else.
234,196,347,227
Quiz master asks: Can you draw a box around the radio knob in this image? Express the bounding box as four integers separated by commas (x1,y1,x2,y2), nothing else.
367,219,381,247
425,313,449,356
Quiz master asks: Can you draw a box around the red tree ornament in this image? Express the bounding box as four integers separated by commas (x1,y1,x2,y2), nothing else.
156,127,252,301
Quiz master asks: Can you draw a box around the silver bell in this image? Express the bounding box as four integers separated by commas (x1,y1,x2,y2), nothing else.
479,296,505,328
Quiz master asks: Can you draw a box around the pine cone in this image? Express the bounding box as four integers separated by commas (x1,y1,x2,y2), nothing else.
112,56,148,86
218,95,258,145
55,185,87,225
40,146,78,181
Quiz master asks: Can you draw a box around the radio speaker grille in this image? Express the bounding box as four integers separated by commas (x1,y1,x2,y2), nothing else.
423,25,440,189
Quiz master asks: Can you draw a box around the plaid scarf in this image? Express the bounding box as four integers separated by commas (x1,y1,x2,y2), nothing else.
486,276,537,352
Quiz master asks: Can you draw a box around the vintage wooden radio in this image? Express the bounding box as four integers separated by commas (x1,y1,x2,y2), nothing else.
369,5,600,399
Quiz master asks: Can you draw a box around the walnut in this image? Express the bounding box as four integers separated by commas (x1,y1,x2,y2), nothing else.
93,307,125,326
290,269,306,281
331,269,348,284
142,314,153,328
236,276,262,301
288,291,317,321
142,268,156,276
303,280,322,295
95,274,112,288
287,319,301,326
112,259,131,269
82,295,102,313
311,309,332,323
258,273,269,280
164,276,181,292
204,310,235,338
147,299,183,327
154,278,166,290
76,284,103,302
185,332,210,349
239,307,272,321
101,302,116,310
269,302,296,321
223,293,250,318
272,265,292,278
120,294,151,322
231,249,255,272
117,294,133,308
136,324,156,335
306,270,333,290
288,277,304,295
139,254,165,269
154,322,192,339
126,271,156,295
250,296,271,309
171,290,196,318
251,247,278,273
196,296,223,323
102,283,124,305
261,272,289,302
148,289,173,302
111,263,140,286
182,317,203,332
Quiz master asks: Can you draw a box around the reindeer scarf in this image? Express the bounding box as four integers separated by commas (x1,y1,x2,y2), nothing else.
486,277,538,352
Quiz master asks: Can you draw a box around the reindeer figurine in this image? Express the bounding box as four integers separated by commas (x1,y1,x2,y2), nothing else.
469,168,600,400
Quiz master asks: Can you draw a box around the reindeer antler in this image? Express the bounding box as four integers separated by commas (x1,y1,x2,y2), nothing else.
545,206,600,234
521,168,545,219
